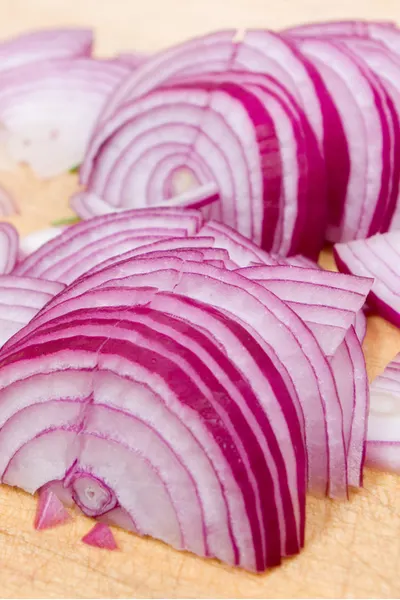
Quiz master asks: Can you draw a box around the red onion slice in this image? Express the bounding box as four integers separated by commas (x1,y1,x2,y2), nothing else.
34,486,71,530
0,29,93,72
0,59,130,178
82,523,118,550
0,223,18,274
82,29,323,175
0,304,304,569
334,232,400,327
16,256,347,498
366,353,400,474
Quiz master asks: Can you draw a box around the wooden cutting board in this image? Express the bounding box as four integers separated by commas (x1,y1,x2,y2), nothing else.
1,1,400,597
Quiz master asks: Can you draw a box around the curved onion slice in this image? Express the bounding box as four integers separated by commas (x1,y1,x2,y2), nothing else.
78,74,325,257
0,59,130,178
0,223,18,274
291,37,391,242
0,185,18,217
366,353,400,474
9,255,347,499
0,29,93,72
334,232,400,327
82,29,324,175
82,523,118,550
34,486,71,530
0,275,64,347
0,295,305,569
236,265,372,357
14,207,204,283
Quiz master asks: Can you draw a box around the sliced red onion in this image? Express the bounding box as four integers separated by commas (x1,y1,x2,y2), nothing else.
366,353,400,474
0,223,18,274
34,486,71,530
82,523,118,550
334,232,400,327
290,37,391,242
330,327,369,487
0,185,18,217
71,183,219,219
236,265,372,357
0,275,64,347
354,309,368,344
83,29,324,172
12,255,347,499
14,207,203,283
0,303,304,569
0,29,93,72
0,59,130,178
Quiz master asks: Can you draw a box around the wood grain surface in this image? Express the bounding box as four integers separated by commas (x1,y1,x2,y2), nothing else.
0,1,400,597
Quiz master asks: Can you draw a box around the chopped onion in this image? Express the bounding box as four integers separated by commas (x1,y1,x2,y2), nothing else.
0,223,18,274
34,486,71,530
334,231,400,327
82,523,118,550
366,353,400,474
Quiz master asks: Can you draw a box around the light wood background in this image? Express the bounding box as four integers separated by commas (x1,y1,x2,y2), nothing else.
1,1,400,597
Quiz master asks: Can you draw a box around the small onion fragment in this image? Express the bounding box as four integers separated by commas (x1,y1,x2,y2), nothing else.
82,523,118,550
34,487,71,530
366,353,400,474
334,232,400,327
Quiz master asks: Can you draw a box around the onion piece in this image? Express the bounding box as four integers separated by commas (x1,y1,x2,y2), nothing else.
334,232,400,327
0,29,93,72
0,223,19,274
82,523,118,550
12,255,347,499
0,275,65,347
0,302,304,569
0,59,130,178
83,29,324,174
0,185,18,217
34,486,71,530
366,353,400,474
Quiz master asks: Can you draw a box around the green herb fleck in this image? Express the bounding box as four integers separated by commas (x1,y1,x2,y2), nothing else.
69,164,80,174
51,216,81,226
